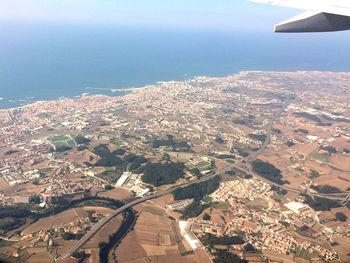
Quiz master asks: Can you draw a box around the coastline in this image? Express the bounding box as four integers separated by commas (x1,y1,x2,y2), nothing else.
0,86,148,112
1,70,349,112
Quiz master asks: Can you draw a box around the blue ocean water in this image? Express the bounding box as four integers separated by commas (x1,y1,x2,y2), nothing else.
1,22,350,109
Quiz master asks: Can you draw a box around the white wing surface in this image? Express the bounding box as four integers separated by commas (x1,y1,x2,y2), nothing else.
250,0,350,32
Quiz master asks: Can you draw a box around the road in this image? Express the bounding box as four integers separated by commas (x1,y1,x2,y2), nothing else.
55,105,285,263
56,102,347,262
55,171,221,263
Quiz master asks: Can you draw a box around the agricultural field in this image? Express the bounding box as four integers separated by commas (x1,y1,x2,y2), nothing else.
48,135,77,148
83,214,123,249
115,201,199,263
310,151,330,162
98,188,133,201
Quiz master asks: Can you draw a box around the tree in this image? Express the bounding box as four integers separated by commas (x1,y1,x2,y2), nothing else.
335,212,347,222
215,136,225,144
141,162,185,187
74,135,91,145
203,213,211,221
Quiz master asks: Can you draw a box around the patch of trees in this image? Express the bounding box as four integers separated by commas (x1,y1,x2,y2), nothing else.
203,213,211,221
4,150,18,155
141,162,185,186
93,144,123,167
252,160,284,185
218,154,235,159
310,184,341,194
295,128,309,134
189,168,201,178
215,136,225,144
293,112,321,123
212,249,247,263
201,233,245,246
62,232,85,240
248,134,267,143
152,134,190,151
172,176,220,201
335,212,347,222
0,218,25,231
303,195,341,211
55,145,72,152
272,128,281,134
74,135,91,145
320,145,337,154
99,209,136,263
181,201,210,219
113,148,125,155
286,141,295,147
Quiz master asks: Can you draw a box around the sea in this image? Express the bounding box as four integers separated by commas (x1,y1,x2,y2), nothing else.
1,22,350,109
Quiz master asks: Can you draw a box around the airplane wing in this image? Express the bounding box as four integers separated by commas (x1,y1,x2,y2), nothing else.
250,0,350,32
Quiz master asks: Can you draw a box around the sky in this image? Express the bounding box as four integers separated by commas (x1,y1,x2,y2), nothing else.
0,0,300,31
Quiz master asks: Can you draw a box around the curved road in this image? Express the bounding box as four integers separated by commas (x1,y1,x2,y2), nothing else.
56,102,347,262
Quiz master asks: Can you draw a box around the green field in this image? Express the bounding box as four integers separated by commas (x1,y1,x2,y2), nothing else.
49,135,77,148
49,135,70,142
0,238,14,248
202,196,213,203
196,161,211,169
310,151,330,162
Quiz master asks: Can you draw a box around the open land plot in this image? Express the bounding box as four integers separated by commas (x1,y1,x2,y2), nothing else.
0,177,9,191
98,187,133,201
65,149,98,166
83,214,123,248
23,207,113,235
291,143,319,156
25,250,54,263
332,237,350,263
329,154,350,172
115,202,200,263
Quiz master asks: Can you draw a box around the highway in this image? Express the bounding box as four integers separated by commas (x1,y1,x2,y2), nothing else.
56,102,348,262
55,105,284,263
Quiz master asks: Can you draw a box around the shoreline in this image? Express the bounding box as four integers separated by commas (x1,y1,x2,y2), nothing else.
1,70,349,112
0,86,148,112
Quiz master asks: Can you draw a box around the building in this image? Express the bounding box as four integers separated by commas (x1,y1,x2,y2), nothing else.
166,199,193,210
115,174,129,187
179,221,202,250
14,196,30,204
285,202,309,214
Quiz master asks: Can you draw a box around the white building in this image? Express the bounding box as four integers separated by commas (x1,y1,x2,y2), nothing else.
179,221,202,250
116,174,129,187
285,202,309,214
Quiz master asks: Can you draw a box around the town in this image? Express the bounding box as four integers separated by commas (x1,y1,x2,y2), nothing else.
0,71,349,263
